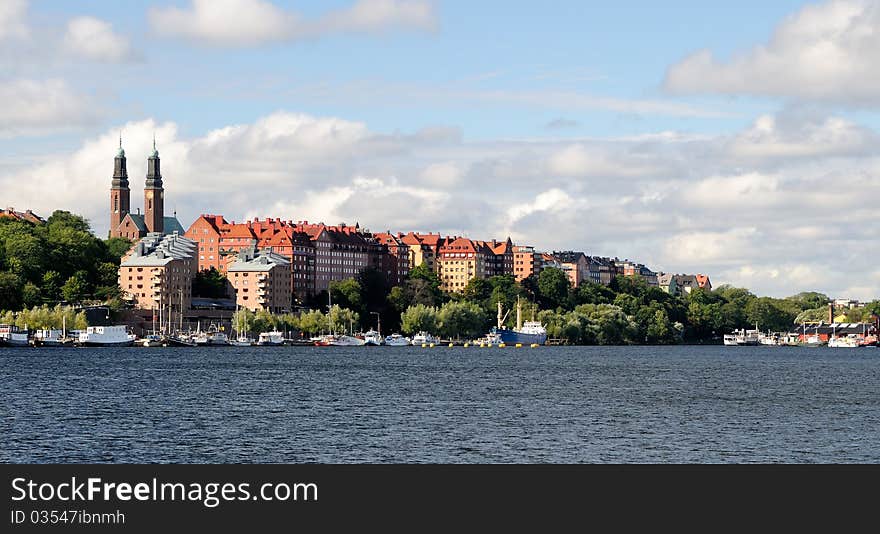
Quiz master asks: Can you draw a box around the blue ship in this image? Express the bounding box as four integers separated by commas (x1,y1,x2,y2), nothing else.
488,300,547,345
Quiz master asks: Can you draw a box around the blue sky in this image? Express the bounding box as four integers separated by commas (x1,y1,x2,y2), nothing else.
3,0,880,299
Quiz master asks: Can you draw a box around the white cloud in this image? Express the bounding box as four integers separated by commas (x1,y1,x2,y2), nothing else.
727,112,878,159
0,79,100,137
0,0,28,40
664,0,880,105
149,0,437,46
62,16,138,63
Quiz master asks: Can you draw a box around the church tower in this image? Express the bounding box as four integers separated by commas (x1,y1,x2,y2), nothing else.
144,137,164,234
109,135,130,237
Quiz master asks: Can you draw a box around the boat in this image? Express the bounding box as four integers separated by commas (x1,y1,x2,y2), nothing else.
363,329,384,346
257,331,284,346
77,325,136,347
411,332,437,345
31,328,75,347
489,299,547,346
723,327,760,346
384,333,411,346
331,334,366,346
140,334,167,347
758,331,781,346
167,333,197,347
229,335,255,347
828,335,860,348
0,324,30,347
193,324,229,346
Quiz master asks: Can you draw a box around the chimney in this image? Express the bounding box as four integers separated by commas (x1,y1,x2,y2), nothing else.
829,302,834,323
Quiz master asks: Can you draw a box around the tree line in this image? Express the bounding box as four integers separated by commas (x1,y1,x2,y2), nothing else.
0,211,130,311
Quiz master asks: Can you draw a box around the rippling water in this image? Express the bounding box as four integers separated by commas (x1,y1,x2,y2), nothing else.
1,345,878,463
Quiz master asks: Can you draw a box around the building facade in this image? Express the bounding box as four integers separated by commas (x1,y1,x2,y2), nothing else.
119,232,197,312
226,247,292,313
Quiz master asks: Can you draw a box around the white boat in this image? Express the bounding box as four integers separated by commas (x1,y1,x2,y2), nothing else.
384,333,411,346
257,331,284,346
330,334,366,346
0,324,29,346
363,329,383,346
724,328,760,346
32,329,74,347
411,332,437,345
194,330,229,346
229,336,255,347
140,334,167,347
77,325,136,347
828,335,860,348
758,332,781,346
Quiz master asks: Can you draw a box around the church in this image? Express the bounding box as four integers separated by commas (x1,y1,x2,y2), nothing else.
109,137,185,240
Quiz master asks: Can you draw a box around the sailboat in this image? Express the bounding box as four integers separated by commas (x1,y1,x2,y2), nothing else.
229,306,255,346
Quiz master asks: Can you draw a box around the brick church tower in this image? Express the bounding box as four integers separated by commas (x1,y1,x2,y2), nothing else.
144,137,164,234
109,135,130,237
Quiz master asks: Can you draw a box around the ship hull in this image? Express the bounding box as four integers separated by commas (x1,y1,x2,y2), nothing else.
495,329,547,345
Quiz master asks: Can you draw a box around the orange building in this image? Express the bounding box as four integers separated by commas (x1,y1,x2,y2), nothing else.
513,245,541,282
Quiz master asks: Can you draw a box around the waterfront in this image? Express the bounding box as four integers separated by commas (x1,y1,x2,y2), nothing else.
2,345,879,463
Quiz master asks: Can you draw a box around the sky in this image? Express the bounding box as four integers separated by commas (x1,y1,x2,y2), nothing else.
2,0,879,300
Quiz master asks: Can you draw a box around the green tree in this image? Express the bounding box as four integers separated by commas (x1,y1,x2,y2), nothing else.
0,272,23,311
437,301,488,339
61,272,89,303
192,268,228,298
21,282,41,308
330,278,363,318
41,271,62,302
537,268,570,309
400,304,438,335
576,282,615,305
105,237,133,260
746,297,796,332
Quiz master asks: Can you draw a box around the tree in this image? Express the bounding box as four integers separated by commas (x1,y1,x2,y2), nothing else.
437,301,487,339
61,272,89,303
330,278,363,318
105,237,133,260
576,282,615,305
400,304,438,335
0,272,23,311
41,271,62,302
192,268,228,298
537,268,570,309
22,282,41,308
746,297,796,332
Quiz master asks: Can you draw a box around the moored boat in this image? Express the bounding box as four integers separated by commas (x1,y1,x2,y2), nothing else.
77,325,136,347
257,331,284,346
411,332,437,345
363,329,383,346
384,333,411,346
0,324,30,347
488,299,547,346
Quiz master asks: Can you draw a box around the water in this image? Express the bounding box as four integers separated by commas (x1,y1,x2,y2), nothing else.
1,345,878,463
